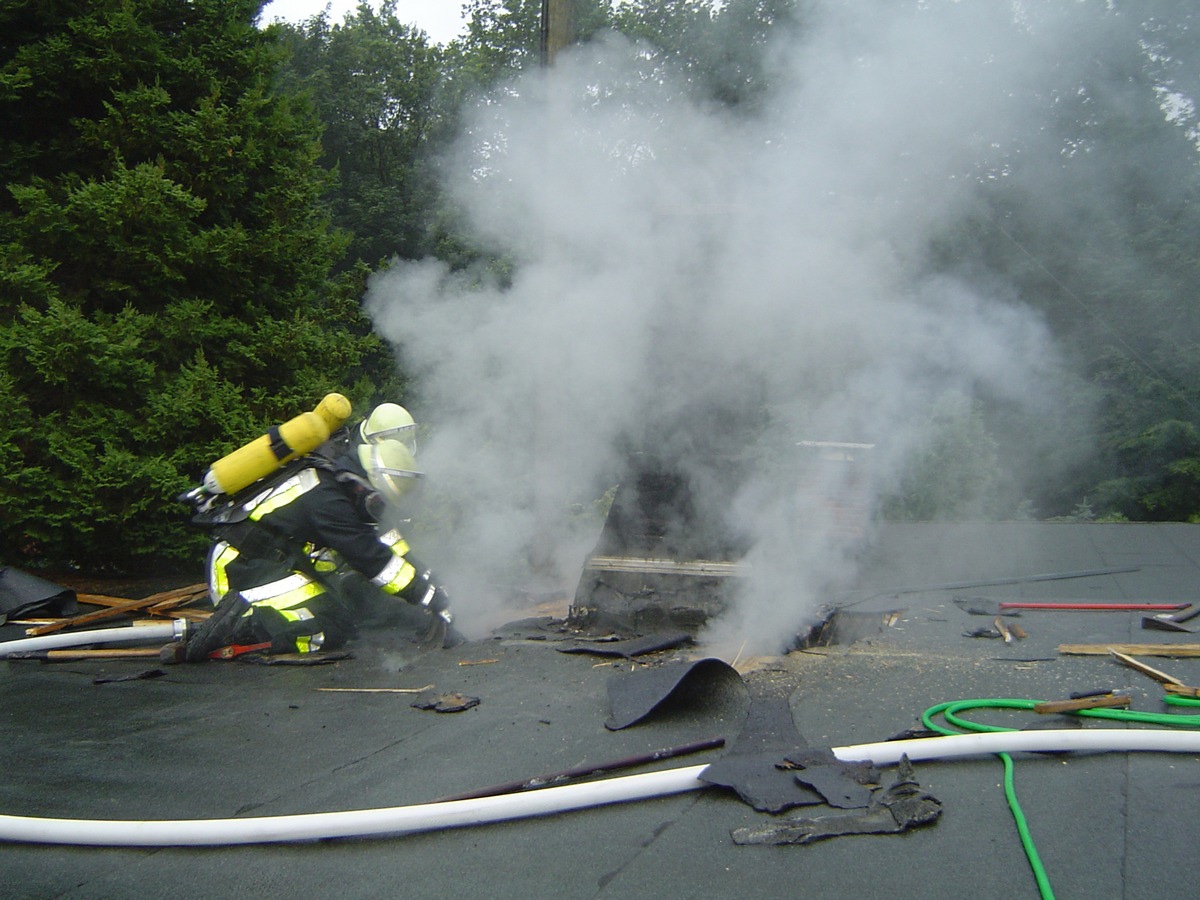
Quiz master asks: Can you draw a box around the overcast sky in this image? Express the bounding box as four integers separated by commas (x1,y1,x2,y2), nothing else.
258,0,469,44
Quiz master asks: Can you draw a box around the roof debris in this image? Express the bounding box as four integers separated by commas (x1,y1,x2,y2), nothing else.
412,691,480,713
731,756,942,845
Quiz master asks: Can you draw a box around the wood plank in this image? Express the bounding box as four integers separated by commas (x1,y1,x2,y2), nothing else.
148,592,207,614
76,583,206,609
25,599,161,636
141,583,208,603
584,556,745,577
27,584,209,636
1163,683,1200,698
75,593,138,607
1057,643,1200,657
1109,650,1183,686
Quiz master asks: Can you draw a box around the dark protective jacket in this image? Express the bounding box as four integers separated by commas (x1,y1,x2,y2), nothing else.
256,456,400,585
204,450,436,653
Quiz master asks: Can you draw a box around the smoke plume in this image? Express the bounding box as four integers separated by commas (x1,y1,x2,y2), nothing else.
365,1,1122,650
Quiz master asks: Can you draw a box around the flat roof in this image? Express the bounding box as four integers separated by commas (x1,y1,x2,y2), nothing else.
4,522,1200,899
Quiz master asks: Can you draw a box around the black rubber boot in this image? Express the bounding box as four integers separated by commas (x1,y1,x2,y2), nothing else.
183,592,249,662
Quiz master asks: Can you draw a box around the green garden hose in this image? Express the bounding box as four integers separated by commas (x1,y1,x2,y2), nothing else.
920,697,1200,900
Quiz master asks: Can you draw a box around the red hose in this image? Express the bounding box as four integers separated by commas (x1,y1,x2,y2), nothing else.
999,602,1187,611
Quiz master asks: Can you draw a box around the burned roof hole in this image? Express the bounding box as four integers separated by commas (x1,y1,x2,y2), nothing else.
796,608,902,649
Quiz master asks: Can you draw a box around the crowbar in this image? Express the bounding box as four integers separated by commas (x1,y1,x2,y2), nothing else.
210,641,273,660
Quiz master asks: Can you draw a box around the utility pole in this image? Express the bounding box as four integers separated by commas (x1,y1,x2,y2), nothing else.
541,0,575,67
528,0,576,588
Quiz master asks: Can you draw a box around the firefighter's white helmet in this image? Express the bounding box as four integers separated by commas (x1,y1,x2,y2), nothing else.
359,403,417,453
358,439,423,506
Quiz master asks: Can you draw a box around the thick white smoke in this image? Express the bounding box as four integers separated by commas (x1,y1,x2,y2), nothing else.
365,1,1104,649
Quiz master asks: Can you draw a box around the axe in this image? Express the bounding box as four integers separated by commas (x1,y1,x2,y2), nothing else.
1141,602,1200,633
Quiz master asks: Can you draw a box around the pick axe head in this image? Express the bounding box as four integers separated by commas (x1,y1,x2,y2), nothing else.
1141,602,1200,633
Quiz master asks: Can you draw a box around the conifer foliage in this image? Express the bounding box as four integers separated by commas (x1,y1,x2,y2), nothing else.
0,0,373,570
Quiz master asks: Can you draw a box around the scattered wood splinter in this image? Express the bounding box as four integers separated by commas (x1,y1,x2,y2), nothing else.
1163,683,1200,698
1109,650,1183,686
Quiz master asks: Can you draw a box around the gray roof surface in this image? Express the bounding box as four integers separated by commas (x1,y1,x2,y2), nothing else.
4,522,1200,899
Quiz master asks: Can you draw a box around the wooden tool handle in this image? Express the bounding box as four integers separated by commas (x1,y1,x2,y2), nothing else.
1034,695,1131,714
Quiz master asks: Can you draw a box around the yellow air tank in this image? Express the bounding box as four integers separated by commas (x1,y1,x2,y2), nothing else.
313,392,353,432
202,393,352,495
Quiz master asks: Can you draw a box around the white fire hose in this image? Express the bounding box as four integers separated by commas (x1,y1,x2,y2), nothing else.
0,729,1197,846
0,620,186,658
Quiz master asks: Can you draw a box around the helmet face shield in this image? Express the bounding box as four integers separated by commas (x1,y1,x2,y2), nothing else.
360,404,417,453
376,466,419,504
358,440,422,506
370,423,417,454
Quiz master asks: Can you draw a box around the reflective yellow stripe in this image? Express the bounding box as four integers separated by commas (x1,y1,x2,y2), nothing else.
270,607,324,654
377,528,411,556
241,573,326,608
371,554,416,595
208,541,240,603
308,545,339,573
372,529,414,594
247,468,321,521
294,632,324,653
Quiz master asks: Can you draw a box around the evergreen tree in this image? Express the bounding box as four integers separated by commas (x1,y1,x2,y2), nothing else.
926,2,1200,520
0,0,379,571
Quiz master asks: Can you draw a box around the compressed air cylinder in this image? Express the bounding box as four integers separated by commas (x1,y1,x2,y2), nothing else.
313,392,352,432
202,394,353,495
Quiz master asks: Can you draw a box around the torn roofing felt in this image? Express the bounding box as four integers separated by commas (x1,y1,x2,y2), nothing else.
558,631,694,659
604,657,748,730
782,748,880,809
242,651,352,666
0,567,77,625
730,756,943,845
790,765,874,809
412,691,481,713
698,692,825,813
490,616,573,640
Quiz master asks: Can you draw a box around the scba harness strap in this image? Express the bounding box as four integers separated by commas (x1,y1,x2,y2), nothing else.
189,429,354,527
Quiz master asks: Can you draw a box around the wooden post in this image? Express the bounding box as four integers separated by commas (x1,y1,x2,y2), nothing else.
541,0,575,67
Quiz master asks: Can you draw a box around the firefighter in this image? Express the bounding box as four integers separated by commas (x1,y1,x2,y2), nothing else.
181,435,460,661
